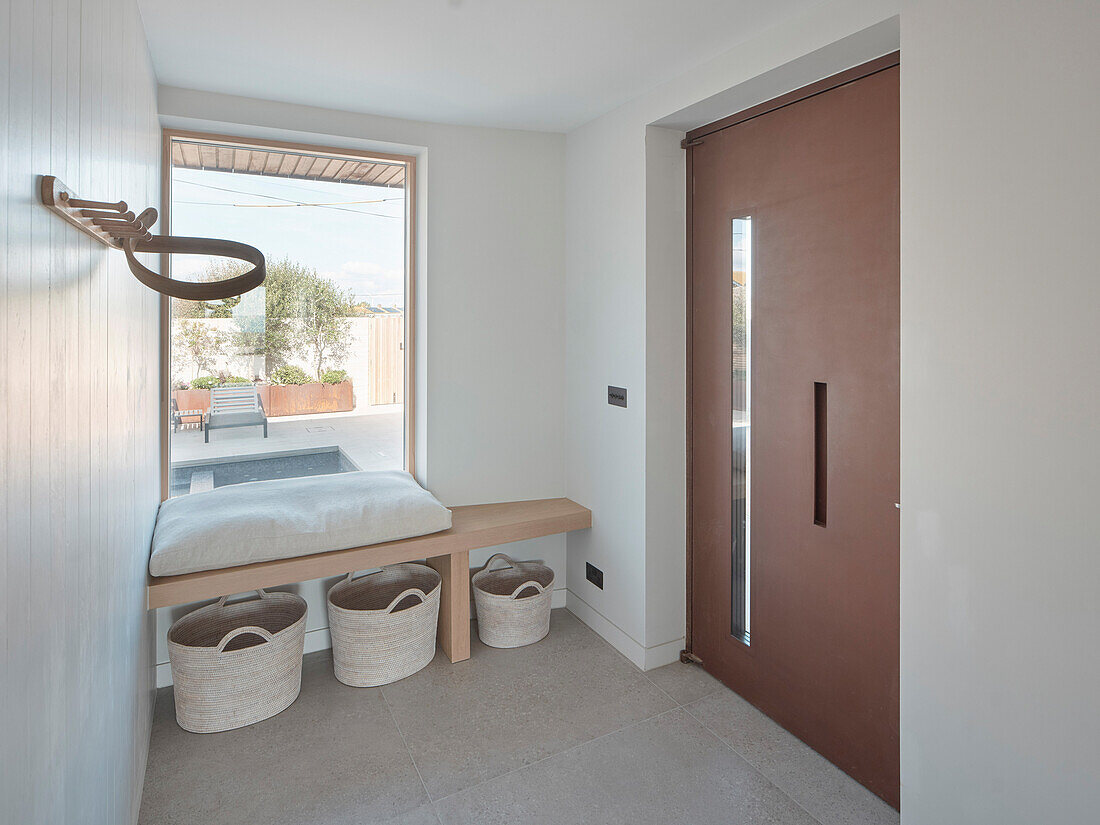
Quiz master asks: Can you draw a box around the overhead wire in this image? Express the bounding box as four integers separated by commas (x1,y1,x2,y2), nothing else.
174,179,403,217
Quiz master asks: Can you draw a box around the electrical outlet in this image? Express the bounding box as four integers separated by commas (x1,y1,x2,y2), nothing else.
608,386,627,408
585,562,604,590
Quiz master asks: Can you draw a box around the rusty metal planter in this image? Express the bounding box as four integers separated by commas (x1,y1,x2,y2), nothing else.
173,388,212,413
259,381,354,417
174,381,354,419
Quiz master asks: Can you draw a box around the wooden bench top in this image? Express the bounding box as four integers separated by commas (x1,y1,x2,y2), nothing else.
147,497,591,610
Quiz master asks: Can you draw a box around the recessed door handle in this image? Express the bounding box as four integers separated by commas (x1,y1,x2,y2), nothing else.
814,382,827,527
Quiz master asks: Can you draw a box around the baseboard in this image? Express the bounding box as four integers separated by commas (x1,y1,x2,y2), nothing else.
565,590,646,669
156,589,569,687
643,635,686,670
564,589,684,672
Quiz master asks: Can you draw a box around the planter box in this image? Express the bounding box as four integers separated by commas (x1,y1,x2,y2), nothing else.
259,381,355,417
173,388,212,413
173,382,354,419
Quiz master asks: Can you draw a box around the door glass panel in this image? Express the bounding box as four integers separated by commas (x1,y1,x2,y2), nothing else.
731,217,751,643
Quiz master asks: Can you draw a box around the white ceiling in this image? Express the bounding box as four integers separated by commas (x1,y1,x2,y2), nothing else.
138,0,819,132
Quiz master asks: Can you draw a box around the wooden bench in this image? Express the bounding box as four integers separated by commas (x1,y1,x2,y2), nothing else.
147,497,591,663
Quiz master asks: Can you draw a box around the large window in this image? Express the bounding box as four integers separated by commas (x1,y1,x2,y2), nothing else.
162,133,415,498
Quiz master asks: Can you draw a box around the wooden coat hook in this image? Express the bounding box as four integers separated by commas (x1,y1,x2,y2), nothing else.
40,174,265,301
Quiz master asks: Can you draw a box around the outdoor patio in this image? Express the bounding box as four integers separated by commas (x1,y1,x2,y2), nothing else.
170,405,403,495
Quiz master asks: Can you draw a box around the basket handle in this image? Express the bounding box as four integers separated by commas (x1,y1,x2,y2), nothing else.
385,588,427,613
216,625,275,652
509,580,546,600
482,553,517,572
342,569,385,584
214,588,272,607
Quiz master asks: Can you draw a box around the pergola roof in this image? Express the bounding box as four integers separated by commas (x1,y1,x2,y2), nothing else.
171,140,407,189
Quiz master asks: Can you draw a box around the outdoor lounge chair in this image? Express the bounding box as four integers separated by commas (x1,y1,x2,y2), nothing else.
204,385,268,443
170,397,204,433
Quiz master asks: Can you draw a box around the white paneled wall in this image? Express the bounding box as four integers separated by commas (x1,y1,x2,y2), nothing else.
0,1,161,823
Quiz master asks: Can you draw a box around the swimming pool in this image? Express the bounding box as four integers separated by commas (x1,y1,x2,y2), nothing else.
169,447,359,497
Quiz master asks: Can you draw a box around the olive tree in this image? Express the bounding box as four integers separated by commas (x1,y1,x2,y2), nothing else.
172,319,228,381
172,256,354,381
295,273,354,380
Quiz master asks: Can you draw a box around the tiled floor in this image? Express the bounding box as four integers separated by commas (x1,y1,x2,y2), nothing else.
139,610,899,825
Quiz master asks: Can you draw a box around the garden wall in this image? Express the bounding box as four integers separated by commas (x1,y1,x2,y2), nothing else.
172,315,403,407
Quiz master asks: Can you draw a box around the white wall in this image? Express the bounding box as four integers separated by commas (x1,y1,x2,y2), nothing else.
153,88,567,682
899,0,1100,821
564,0,901,668
643,125,688,662
0,1,162,823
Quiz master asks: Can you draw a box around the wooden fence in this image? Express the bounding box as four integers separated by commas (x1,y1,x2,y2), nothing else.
366,314,404,406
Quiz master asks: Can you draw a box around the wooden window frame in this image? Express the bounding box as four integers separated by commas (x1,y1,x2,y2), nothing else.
159,129,418,501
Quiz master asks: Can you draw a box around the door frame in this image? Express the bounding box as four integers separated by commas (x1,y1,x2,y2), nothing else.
158,129,418,501
682,50,900,657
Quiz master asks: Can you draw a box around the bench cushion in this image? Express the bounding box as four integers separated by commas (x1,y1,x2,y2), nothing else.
149,470,452,577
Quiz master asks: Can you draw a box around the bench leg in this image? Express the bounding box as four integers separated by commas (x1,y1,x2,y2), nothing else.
426,550,470,663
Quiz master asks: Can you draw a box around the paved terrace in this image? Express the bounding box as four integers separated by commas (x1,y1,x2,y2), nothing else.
170,404,403,474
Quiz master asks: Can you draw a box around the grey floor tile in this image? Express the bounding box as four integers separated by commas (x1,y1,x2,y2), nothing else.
433,708,819,825
381,609,675,800
643,659,723,705
141,611,898,825
382,805,442,825
687,690,899,825
139,651,430,825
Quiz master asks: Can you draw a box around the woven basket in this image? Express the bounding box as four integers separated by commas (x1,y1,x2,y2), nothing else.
167,589,307,733
326,563,441,687
472,553,555,648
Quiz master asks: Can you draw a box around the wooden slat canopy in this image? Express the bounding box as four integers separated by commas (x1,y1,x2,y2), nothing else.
147,497,592,664
171,139,407,188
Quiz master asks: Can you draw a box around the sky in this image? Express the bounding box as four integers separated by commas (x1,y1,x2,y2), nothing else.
170,166,406,308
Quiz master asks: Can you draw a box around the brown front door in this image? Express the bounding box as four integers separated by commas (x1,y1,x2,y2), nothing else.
688,57,900,807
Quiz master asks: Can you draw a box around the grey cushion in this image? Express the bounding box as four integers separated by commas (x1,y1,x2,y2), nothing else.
149,470,452,577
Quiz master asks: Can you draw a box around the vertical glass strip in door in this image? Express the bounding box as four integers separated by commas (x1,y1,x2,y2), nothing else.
731,217,752,643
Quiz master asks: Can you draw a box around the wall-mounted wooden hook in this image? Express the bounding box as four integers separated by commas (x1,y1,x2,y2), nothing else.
81,209,136,221
41,174,265,300
134,207,158,228
59,192,127,212
41,175,133,248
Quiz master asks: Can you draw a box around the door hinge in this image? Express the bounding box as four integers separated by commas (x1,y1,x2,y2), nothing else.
680,649,703,665
681,137,704,149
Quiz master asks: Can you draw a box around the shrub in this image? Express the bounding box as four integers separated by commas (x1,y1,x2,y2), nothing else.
270,365,311,385
222,376,252,385
191,375,220,390
320,369,348,385
172,380,190,391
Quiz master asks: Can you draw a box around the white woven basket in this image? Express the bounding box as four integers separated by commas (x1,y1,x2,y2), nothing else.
326,563,441,687
472,553,555,648
167,589,307,733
